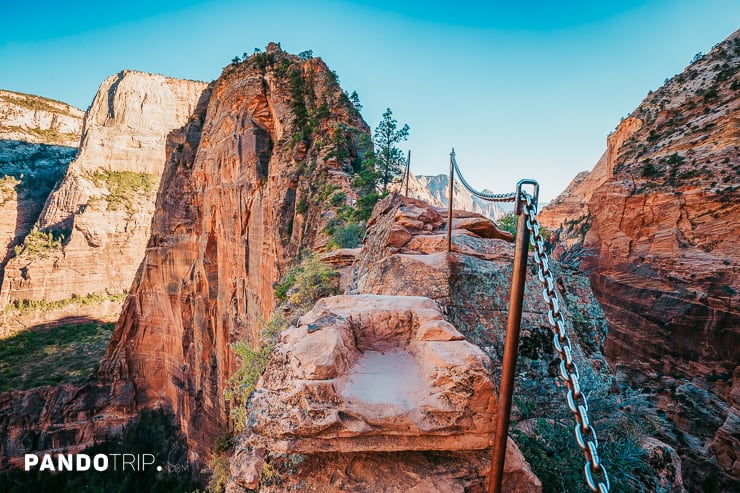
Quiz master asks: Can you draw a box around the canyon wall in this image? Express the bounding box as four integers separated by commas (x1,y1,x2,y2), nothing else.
0,72,206,311
0,91,83,295
542,30,739,491
391,170,508,219
98,45,370,462
0,89,82,147
0,73,205,466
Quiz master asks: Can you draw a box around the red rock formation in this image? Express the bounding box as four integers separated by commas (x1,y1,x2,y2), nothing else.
542,30,739,490
98,44,370,464
0,72,206,308
0,381,135,469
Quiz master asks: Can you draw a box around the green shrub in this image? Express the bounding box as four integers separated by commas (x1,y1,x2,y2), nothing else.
224,312,287,430
204,453,231,493
285,254,339,308
90,170,159,215
330,191,346,206
5,291,127,314
315,182,339,203
329,222,364,249
666,152,685,165
274,271,297,302
498,212,518,236
514,377,661,493
13,228,64,259
354,192,380,221
0,321,115,391
641,161,658,178
296,197,309,215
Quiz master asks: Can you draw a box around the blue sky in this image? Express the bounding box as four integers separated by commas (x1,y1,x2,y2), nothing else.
1,1,737,202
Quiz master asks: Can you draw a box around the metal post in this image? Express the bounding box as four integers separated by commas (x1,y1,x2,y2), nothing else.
404,149,411,197
447,149,455,252
489,204,530,493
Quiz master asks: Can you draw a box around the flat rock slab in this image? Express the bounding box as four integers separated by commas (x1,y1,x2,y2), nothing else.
249,294,496,453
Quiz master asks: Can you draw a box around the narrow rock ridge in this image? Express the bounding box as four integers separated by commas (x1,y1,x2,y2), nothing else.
541,29,739,491
228,194,621,491
0,71,206,310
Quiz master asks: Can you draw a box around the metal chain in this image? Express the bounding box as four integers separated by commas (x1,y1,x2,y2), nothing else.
450,152,517,203
521,192,610,493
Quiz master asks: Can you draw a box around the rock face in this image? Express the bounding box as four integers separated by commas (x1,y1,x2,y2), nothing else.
0,381,135,469
353,195,609,395
0,90,83,147
0,72,206,307
98,45,370,464
541,30,739,491
0,91,83,288
0,75,203,468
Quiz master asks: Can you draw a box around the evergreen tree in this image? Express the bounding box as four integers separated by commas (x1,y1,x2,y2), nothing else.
373,108,409,193
349,91,362,112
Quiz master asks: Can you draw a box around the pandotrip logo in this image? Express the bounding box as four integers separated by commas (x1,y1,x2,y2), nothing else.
24,453,167,472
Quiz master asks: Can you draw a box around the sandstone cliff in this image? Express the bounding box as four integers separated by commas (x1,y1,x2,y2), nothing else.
0,72,206,312
542,30,739,491
97,45,370,465
0,91,83,299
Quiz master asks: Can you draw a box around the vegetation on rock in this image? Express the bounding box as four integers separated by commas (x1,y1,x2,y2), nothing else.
12,228,64,259
0,321,114,391
224,312,286,431
514,375,662,493
0,91,78,118
273,253,340,309
226,254,339,433
4,291,128,314
90,170,159,215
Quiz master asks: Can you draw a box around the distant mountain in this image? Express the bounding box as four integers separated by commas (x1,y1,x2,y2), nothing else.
394,171,510,220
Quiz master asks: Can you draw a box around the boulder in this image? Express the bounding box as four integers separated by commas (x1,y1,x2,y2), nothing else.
249,294,496,453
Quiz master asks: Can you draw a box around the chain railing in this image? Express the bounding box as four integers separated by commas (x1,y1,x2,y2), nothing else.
445,150,610,493
521,191,610,493
450,149,517,203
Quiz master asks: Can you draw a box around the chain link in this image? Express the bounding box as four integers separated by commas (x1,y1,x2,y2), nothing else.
521,192,610,493
450,152,517,203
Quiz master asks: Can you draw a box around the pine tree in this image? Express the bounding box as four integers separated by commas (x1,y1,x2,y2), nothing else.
373,108,409,193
